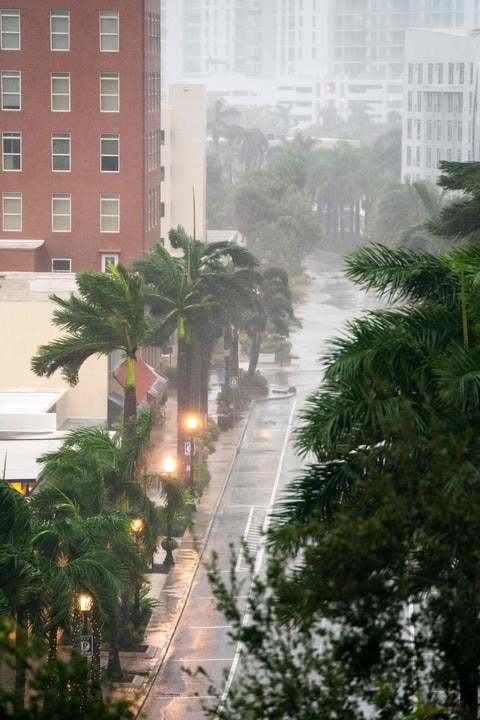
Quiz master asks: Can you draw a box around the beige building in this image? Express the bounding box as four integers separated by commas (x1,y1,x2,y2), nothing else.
161,84,207,250
1,272,109,422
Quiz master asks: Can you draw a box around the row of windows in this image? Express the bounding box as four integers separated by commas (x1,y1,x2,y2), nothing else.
1,131,164,175
407,118,466,143
2,192,164,234
1,71,120,112
1,70,159,114
2,192,123,233
0,10,120,52
2,132,120,172
407,61,473,86
51,254,119,273
406,90,471,114
405,145,464,168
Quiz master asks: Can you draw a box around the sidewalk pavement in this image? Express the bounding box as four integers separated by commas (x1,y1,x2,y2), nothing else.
103,367,295,712
102,384,249,711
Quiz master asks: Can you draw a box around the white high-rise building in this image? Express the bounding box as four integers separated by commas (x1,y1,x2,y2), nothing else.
401,27,480,185
162,0,480,127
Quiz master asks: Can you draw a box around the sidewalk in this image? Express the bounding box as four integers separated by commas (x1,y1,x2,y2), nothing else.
104,368,295,711
102,384,249,710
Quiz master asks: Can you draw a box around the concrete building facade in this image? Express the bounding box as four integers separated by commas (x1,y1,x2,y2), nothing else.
402,27,480,185
0,0,161,273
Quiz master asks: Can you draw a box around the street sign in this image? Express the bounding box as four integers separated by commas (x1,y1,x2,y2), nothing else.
230,375,238,388
185,440,195,456
79,635,93,657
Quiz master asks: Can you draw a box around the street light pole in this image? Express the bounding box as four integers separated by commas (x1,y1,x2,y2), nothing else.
130,518,143,634
186,414,198,502
162,456,177,566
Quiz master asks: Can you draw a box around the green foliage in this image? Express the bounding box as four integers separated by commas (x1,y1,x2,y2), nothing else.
203,241,480,720
0,620,134,719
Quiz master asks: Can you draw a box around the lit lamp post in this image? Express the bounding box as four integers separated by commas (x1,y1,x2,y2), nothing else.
130,517,143,633
79,593,93,635
185,414,198,500
162,456,177,566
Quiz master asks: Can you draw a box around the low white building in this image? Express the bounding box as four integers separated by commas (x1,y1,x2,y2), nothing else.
402,28,480,185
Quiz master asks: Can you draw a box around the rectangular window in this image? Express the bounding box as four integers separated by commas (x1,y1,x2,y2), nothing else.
458,121,463,142
416,120,421,140
100,194,119,232
437,63,443,84
52,258,71,272
1,70,20,109
427,63,433,84
51,11,69,50
459,63,465,85
100,133,119,172
52,132,70,171
1,10,20,50
407,91,412,112
417,63,423,84
100,12,119,51
51,73,70,111
448,63,454,84
3,192,21,231
52,193,71,232
100,72,119,112
101,253,119,272
2,131,21,170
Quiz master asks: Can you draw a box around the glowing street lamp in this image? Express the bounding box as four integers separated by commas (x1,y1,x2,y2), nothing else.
79,593,93,635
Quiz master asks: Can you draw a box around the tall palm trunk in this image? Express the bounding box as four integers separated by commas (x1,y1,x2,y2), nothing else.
176,335,191,468
247,331,262,379
123,355,137,441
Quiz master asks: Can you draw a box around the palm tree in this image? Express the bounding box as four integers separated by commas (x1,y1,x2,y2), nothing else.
0,480,42,707
134,228,258,458
269,242,480,719
31,264,155,441
244,267,300,380
36,412,162,677
371,179,447,251
426,160,480,244
239,128,269,171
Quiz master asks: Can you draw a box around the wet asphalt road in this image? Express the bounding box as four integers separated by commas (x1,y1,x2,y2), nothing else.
140,251,378,719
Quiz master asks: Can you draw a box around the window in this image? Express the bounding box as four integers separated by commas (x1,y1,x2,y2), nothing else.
100,194,119,232
406,146,411,166
51,73,70,111
100,72,119,111
52,193,71,231
1,10,20,50
52,133,70,171
2,132,21,170
427,63,433,84
101,253,119,271
100,133,119,171
448,63,454,84
1,70,20,109
407,119,412,139
459,63,465,85
3,192,21,231
437,63,443,84
100,12,119,51
52,258,71,272
51,11,69,50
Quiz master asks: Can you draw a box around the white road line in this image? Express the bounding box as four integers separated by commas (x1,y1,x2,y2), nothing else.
219,398,298,711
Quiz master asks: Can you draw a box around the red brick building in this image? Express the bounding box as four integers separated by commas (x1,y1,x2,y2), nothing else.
0,1,161,272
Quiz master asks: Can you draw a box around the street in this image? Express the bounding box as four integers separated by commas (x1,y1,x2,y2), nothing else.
139,251,378,719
